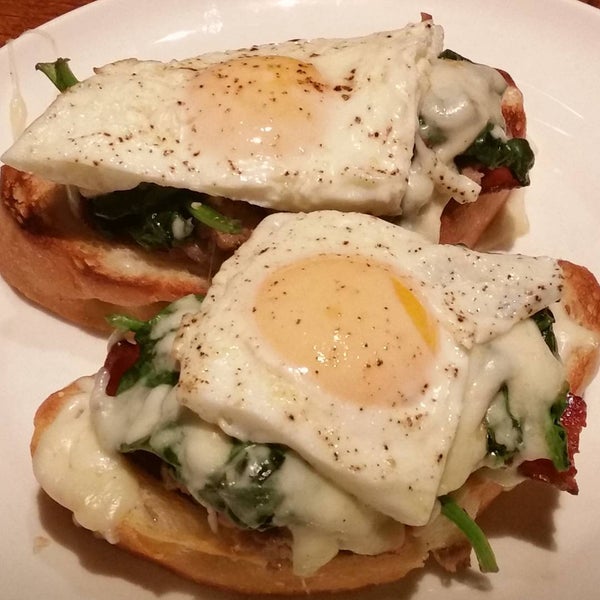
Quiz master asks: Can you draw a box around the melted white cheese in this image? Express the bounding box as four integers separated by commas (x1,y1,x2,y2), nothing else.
422,59,506,163
89,343,404,575
401,56,507,222
275,453,404,574
32,377,140,543
439,319,566,494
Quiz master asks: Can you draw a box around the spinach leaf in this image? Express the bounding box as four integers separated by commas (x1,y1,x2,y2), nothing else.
106,296,203,393
486,384,523,462
35,58,79,92
532,309,570,470
438,49,472,63
188,201,244,234
418,115,447,147
546,384,570,472
88,183,241,249
200,442,286,530
456,123,535,186
440,495,498,573
106,296,288,533
124,432,287,531
531,308,558,357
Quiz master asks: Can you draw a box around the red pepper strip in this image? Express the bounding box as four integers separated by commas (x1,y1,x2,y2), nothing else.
103,339,140,396
518,393,587,495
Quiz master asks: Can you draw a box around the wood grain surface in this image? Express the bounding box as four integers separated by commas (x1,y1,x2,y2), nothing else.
0,0,94,46
0,0,599,47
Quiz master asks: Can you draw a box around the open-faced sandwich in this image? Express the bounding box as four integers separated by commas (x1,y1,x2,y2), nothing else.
30,211,599,594
1,17,533,332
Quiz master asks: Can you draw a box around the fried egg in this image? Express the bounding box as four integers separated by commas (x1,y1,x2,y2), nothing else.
2,21,442,215
174,211,562,525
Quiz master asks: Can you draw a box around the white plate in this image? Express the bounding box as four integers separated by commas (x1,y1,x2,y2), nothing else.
1,1,599,598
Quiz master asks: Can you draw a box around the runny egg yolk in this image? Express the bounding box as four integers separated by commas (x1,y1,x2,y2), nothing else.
185,55,330,161
253,255,439,406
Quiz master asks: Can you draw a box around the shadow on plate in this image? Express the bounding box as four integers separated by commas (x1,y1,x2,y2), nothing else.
477,479,559,550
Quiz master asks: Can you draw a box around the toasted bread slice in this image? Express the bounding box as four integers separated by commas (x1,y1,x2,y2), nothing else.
29,261,600,594
0,165,211,333
0,163,528,333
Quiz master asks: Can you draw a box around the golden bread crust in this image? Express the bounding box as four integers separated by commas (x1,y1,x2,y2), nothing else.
558,260,600,393
0,166,211,333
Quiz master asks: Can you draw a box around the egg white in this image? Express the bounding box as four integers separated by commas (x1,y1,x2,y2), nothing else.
174,211,562,525
2,21,442,216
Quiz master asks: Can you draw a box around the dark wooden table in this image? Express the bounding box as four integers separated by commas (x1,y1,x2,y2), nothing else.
0,0,95,46
1,0,599,47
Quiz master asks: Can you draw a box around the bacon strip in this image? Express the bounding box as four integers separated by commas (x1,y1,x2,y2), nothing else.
104,339,140,396
439,78,527,248
518,393,587,495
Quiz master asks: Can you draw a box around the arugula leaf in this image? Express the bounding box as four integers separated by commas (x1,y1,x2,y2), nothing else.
88,183,240,249
35,58,79,92
456,123,534,186
440,495,498,573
